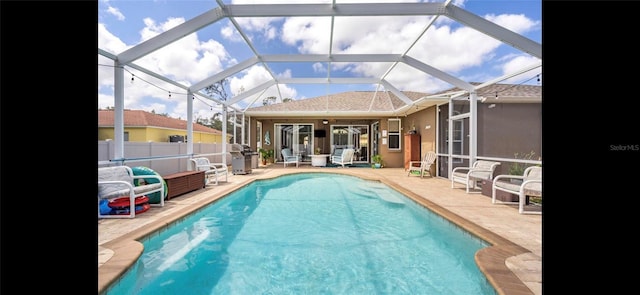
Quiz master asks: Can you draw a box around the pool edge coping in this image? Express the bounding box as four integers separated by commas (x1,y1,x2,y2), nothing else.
98,170,535,295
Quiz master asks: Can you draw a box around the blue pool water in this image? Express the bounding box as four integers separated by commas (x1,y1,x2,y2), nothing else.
104,173,496,294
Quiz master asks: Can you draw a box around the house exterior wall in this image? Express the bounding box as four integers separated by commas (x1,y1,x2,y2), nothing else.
98,126,223,143
435,102,541,177
99,102,538,173
402,106,438,172
248,114,438,169
477,103,542,175
245,102,538,171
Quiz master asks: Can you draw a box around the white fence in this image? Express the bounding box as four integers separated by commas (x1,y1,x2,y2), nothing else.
98,141,235,176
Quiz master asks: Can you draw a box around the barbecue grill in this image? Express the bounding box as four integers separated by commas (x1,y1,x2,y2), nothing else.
230,144,256,175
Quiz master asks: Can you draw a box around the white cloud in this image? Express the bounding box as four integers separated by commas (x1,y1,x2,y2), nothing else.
107,5,125,21
224,16,283,43
228,65,298,106
97,23,130,55
500,55,542,84
313,62,326,73
220,24,240,41
98,16,235,119
281,17,331,53
485,13,540,35
276,69,293,79
99,0,540,117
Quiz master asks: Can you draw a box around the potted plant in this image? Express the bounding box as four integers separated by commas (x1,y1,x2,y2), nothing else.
266,149,275,163
371,154,383,168
314,147,322,155
258,148,273,165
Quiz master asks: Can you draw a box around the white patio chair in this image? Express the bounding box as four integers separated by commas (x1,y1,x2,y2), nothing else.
98,166,165,219
451,160,501,193
332,148,355,168
330,147,343,164
190,157,228,185
281,148,299,167
492,166,542,214
408,151,437,178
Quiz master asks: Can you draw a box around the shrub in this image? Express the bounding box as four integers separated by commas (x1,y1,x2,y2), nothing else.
508,150,539,175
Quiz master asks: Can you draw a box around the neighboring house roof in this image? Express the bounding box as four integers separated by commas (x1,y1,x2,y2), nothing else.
98,109,222,134
245,83,541,117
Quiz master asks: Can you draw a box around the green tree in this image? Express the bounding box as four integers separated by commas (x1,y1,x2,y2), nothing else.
204,79,229,101
263,96,276,106
263,96,293,105
204,79,236,141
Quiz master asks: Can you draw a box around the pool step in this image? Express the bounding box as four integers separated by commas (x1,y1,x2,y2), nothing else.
353,184,405,205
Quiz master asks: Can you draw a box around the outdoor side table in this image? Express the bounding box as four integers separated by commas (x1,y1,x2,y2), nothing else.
310,154,329,167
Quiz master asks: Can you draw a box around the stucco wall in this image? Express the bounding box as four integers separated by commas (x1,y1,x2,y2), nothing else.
98,127,223,143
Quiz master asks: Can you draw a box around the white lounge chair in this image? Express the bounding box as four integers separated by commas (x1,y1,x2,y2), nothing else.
330,147,343,164
190,157,228,185
408,151,436,178
98,166,165,219
332,148,355,168
451,160,501,193
281,148,299,167
492,166,542,214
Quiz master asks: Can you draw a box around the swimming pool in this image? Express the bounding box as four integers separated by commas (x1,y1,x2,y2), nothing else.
104,173,496,294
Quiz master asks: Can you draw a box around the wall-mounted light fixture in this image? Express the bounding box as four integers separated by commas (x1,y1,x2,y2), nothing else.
322,119,329,125
424,124,431,129
488,104,496,109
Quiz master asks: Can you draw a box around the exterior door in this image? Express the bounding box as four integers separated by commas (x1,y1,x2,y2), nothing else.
330,124,369,163
275,124,313,162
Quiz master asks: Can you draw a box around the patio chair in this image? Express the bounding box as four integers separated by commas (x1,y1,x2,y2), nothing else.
492,166,542,214
281,148,299,167
407,151,437,178
451,160,501,193
98,165,165,219
330,147,343,164
190,157,229,185
332,148,355,168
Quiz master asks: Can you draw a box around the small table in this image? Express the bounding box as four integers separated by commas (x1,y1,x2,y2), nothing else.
310,154,330,167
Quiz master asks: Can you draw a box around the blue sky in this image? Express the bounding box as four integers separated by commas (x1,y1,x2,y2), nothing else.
98,0,541,121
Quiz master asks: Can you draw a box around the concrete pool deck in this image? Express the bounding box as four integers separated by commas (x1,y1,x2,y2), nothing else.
98,165,542,295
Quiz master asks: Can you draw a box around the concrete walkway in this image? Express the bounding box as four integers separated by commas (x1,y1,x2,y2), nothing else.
98,165,541,294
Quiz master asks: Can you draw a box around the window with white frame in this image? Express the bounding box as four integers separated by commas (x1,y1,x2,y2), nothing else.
388,118,401,150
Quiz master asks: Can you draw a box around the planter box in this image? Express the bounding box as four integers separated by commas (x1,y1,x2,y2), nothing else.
481,179,518,202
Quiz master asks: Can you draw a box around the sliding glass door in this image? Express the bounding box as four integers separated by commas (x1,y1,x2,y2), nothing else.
275,124,313,162
330,125,369,163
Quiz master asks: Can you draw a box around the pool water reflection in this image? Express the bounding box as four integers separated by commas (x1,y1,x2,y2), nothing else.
105,173,496,294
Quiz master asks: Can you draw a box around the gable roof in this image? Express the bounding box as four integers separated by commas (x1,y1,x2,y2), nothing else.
245,84,540,117
98,109,223,135
428,83,541,102
245,90,433,118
